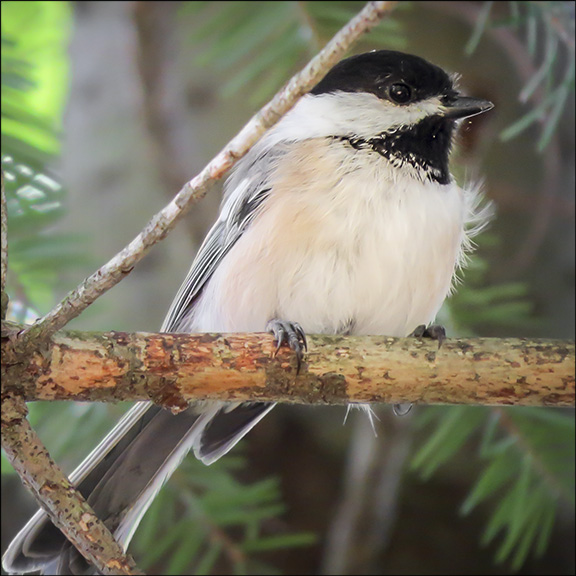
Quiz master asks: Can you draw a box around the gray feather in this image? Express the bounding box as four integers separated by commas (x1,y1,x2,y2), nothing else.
162,142,289,333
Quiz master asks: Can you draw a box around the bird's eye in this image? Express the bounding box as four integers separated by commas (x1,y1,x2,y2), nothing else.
389,83,412,104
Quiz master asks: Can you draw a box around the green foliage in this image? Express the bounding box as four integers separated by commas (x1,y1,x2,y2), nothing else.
181,1,405,105
449,250,537,334
1,154,91,317
134,454,316,575
1,2,77,473
412,406,575,570
466,1,575,151
1,1,71,156
1,1,81,318
438,232,567,572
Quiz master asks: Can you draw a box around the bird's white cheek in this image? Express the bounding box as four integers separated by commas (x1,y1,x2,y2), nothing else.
271,92,444,144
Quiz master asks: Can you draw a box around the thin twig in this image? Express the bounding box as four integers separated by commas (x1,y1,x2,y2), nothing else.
1,394,144,575
17,1,397,351
1,170,7,319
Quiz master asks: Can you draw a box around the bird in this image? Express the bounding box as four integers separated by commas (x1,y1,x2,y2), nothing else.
3,49,493,575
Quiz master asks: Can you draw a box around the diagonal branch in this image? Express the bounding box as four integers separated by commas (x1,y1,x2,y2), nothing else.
1,394,144,576
16,1,397,352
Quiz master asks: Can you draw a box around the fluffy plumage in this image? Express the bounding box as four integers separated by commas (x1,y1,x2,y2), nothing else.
3,50,493,575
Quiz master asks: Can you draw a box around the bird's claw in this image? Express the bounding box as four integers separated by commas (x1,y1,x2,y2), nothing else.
409,323,446,349
393,403,413,417
266,319,307,372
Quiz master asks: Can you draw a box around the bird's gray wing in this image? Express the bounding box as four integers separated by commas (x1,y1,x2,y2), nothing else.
161,142,287,332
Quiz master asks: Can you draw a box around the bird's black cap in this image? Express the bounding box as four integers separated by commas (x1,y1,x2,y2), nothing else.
310,50,457,103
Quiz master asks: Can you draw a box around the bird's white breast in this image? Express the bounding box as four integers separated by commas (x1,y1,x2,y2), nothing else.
192,138,468,337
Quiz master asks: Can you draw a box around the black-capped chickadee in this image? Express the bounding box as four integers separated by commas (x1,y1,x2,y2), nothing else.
3,50,493,575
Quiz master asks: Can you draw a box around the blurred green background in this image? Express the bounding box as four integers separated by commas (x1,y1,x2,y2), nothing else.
2,2,574,575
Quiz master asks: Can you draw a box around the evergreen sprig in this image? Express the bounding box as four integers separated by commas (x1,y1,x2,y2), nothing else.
466,1,575,151
134,454,316,575
1,21,87,318
181,1,404,105
412,406,575,570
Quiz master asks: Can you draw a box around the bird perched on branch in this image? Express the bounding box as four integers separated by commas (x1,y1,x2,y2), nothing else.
3,49,493,575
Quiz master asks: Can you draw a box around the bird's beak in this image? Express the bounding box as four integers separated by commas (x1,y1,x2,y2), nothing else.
441,96,494,120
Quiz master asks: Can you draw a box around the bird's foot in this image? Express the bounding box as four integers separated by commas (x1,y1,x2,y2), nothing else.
266,319,307,372
409,323,446,348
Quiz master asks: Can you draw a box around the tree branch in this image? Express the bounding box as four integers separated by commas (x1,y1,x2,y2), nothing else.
1,394,144,575
17,0,397,351
4,326,573,408
1,170,7,319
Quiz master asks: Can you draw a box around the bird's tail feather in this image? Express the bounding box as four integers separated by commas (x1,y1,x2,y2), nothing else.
3,401,273,575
